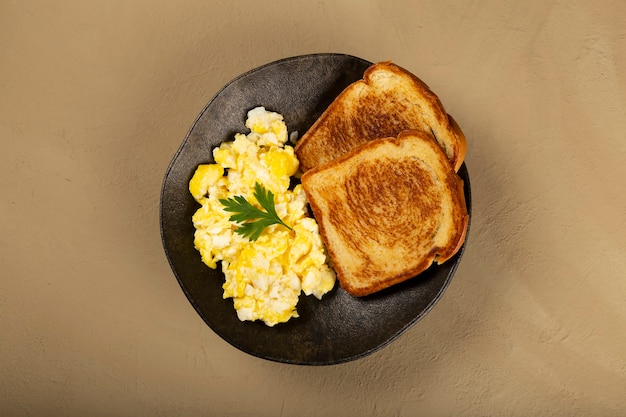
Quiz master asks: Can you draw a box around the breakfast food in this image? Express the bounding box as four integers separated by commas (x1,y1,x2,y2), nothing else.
301,130,468,297
189,107,335,326
190,59,469,316
294,61,467,172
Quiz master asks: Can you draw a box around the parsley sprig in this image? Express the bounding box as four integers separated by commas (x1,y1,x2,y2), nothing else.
219,182,292,241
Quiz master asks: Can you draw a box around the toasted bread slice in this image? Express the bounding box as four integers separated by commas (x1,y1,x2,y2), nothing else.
295,61,466,172
301,130,468,297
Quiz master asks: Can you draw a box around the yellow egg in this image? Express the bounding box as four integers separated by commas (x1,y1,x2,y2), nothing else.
263,147,299,178
189,164,224,202
189,107,335,326
213,144,235,169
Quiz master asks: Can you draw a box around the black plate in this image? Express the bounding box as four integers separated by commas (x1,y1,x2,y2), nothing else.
160,53,471,365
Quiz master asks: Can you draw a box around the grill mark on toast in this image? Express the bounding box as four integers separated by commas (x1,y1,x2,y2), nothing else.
295,61,466,172
323,157,442,275
301,124,468,297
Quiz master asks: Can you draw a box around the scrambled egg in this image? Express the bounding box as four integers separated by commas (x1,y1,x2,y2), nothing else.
189,107,336,326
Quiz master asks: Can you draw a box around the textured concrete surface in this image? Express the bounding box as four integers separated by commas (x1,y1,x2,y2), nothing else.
1,1,625,416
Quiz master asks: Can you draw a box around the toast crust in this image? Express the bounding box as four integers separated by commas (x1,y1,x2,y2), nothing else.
301,130,468,297
295,61,466,172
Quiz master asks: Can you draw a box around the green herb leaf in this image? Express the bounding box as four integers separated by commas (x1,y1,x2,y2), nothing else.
219,182,292,241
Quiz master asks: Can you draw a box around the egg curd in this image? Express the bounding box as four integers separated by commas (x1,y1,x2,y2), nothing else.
189,107,336,326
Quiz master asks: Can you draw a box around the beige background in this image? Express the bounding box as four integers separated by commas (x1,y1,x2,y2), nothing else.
2,0,625,415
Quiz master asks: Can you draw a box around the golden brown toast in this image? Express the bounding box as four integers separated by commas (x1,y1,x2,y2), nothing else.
301,130,468,297
294,61,467,172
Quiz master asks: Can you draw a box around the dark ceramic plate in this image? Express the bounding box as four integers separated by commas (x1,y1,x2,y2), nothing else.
160,53,471,365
